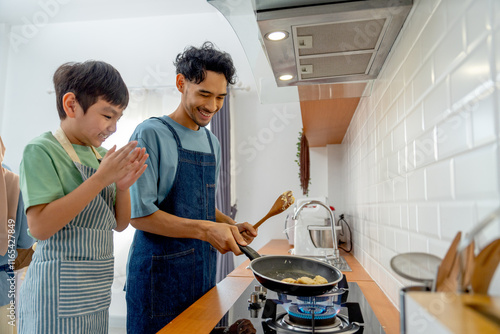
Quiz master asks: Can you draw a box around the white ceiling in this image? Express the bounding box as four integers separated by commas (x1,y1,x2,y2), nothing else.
0,0,216,25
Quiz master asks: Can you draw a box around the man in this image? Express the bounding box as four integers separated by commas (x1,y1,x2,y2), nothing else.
126,42,258,334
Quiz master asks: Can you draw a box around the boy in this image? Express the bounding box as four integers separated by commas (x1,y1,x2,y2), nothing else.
18,60,148,333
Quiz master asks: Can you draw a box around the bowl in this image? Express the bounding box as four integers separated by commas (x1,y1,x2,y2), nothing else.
308,226,334,248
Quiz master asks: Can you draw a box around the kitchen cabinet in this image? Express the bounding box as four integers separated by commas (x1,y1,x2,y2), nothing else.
158,239,399,334
298,83,368,147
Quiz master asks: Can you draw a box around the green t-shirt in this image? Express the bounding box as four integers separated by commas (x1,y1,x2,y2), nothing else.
20,131,108,211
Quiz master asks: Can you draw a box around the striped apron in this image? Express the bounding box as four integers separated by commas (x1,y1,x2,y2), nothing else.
19,128,116,334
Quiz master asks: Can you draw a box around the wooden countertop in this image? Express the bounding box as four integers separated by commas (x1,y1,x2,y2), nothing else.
407,292,500,333
158,276,254,333
159,239,399,334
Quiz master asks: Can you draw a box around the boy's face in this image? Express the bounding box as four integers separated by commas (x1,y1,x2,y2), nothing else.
180,70,227,129
71,97,124,147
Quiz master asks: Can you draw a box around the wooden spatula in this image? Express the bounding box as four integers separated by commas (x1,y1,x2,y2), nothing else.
471,238,500,294
435,232,462,292
253,191,295,229
460,240,475,292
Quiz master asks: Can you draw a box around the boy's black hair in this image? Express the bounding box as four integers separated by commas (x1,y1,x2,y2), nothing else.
174,41,237,86
53,60,129,120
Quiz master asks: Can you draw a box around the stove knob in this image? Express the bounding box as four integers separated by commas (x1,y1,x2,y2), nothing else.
249,292,260,304
248,292,262,318
248,308,260,319
254,285,267,301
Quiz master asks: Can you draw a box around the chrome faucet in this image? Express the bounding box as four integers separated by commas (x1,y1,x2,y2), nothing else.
292,200,340,259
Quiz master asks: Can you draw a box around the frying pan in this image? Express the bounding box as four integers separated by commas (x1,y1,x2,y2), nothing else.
239,245,343,296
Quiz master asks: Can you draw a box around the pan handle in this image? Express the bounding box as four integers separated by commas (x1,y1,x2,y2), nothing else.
239,245,261,260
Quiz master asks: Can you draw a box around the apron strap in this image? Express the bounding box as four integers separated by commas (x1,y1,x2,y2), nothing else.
152,117,183,149
53,128,102,164
203,128,214,155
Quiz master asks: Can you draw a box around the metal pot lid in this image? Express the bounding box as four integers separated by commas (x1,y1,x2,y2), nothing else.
390,252,442,283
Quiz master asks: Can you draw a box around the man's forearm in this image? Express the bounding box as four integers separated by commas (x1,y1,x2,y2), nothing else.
130,209,212,240
215,209,235,225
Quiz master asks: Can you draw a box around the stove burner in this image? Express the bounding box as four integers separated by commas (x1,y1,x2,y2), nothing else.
265,313,361,333
287,304,339,326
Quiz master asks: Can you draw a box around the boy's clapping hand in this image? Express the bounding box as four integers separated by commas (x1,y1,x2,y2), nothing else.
97,141,148,190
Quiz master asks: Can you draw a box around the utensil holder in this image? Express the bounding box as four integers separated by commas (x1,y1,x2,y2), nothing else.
399,285,430,334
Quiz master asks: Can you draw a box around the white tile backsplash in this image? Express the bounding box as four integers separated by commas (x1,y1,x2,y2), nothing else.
420,1,447,60
465,0,492,50
414,128,436,168
423,78,449,130
408,204,418,232
341,0,500,308
395,229,411,253
417,204,440,237
439,203,475,240
445,0,473,28
413,58,434,103
407,168,426,201
436,111,471,159
405,104,424,142
454,144,499,199
433,18,466,81
495,0,500,29
425,159,453,201
450,39,491,107
390,205,402,228
408,232,429,253
394,172,408,202
471,91,497,146
405,44,423,83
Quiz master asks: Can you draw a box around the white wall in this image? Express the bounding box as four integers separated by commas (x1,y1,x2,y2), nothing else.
327,144,346,215
230,94,330,267
341,0,500,311
1,12,258,171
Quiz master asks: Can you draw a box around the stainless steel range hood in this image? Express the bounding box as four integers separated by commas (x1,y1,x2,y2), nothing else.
255,0,413,87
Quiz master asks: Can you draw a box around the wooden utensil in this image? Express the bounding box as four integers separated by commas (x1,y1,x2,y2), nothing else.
459,240,475,292
471,238,500,294
435,232,462,292
253,191,295,229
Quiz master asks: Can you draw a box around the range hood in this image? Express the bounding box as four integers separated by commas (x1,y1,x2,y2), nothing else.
255,0,413,87
208,0,414,146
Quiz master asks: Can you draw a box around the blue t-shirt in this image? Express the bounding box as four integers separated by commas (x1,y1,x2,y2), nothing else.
129,116,221,219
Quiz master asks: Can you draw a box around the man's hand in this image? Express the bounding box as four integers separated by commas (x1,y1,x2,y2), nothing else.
206,223,247,255
236,222,257,245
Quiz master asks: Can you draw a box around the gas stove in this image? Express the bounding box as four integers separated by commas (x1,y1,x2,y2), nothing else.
215,276,385,333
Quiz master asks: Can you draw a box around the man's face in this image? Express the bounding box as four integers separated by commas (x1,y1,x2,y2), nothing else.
180,70,227,129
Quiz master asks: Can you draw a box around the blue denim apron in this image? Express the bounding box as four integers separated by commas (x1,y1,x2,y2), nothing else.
19,128,116,334
126,118,217,334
